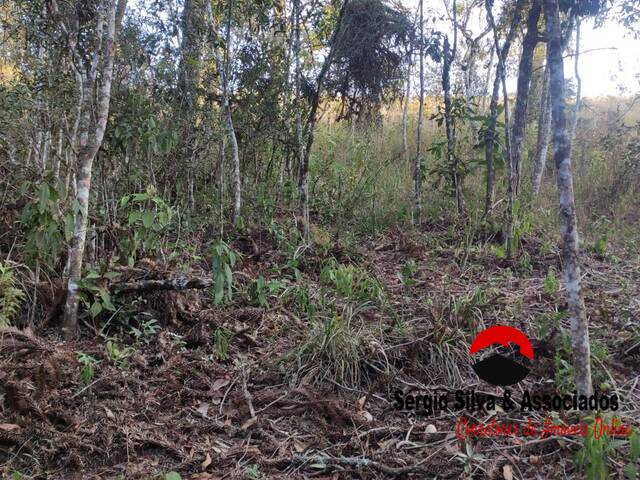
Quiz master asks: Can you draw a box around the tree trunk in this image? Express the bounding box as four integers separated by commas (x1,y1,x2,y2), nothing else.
483,0,526,217
570,18,581,147
177,0,205,210
544,0,592,396
402,60,411,163
293,0,305,235
442,36,462,215
224,0,241,224
298,0,350,236
511,0,542,194
414,0,424,224
444,1,462,215
532,60,551,196
480,45,494,115
63,0,127,339
208,0,241,224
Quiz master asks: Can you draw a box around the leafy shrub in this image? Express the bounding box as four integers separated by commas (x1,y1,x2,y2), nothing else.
0,262,24,327
119,188,173,266
130,318,161,344
544,268,559,294
210,241,240,305
76,352,99,385
19,182,65,268
213,327,232,360
105,340,133,370
320,259,383,303
77,268,119,319
576,419,639,480
399,259,417,286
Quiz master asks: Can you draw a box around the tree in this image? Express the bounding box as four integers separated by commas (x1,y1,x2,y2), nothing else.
532,59,552,196
293,0,304,232
504,0,542,258
207,0,241,224
483,0,526,217
511,0,542,193
414,0,424,224
177,0,206,209
402,60,411,162
58,0,128,339
298,0,350,237
544,0,593,396
442,0,462,215
569,17,582,146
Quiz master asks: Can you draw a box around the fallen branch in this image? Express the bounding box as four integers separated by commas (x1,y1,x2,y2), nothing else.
111,271,253,294
266,453,431,475
110,276,213,294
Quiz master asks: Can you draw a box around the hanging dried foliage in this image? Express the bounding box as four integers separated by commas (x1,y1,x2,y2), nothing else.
324,0,419,121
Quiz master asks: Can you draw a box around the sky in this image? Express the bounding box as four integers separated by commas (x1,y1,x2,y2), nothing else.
400,0,640,97
577,18,640,97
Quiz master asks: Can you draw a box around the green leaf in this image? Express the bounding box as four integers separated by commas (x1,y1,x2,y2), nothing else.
631,432,640,460
99,289,116,311
128,211,140,226
38,184,50,213
624,462,638,480
165,471,181,480
214,273,225,304
142,211,154,228
90,302,103,318
132,193,149,202
224,264,233,287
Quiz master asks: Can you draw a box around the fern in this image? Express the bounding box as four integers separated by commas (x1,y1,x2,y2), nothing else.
0,262,24,328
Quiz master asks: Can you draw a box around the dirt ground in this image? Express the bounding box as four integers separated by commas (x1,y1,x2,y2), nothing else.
1,225,639,479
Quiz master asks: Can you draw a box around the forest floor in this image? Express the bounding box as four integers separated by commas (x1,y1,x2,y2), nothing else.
1,220,640,479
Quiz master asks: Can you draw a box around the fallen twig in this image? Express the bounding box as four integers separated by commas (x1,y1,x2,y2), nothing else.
267,453,433,475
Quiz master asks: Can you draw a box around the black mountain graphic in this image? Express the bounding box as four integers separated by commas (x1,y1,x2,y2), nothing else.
472,352,530,386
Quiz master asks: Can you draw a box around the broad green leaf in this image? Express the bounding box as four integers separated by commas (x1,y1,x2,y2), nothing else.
631,432,640,460
99,289,116,311
128,211,140,226
142,210,154,228
90,302,102,317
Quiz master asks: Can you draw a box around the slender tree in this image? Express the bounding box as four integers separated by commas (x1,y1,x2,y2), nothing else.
443,0,461,215
511,0,542,193
207,0,241,224
293,0,305,231
298,0,350,237
177,0,205,209
486,0,517,257
480,44,495,115
414,0,424,224
532,59,552,195
483,0,526,217
60,0,128,339
544,0,593,396
402,60,411,162
570,18,582,146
